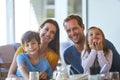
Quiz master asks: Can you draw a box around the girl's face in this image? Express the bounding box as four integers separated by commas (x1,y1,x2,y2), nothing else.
88,28,103,45
24,38,40,55
40,23,57,44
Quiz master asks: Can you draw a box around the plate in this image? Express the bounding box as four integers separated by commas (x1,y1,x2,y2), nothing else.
69,74,88,80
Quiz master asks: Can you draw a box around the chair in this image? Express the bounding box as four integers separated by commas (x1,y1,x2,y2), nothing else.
0,43,20,80
0,63,11,80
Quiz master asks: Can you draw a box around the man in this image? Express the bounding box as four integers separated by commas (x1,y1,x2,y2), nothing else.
63,14,120,74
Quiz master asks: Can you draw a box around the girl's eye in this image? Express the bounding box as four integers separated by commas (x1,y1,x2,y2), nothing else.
96,33,100,35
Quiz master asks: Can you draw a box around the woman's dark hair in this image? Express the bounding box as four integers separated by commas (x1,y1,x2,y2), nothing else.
21,31,40,45
40,19,60,54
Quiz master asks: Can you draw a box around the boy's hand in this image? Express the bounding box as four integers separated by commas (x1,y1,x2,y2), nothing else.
39,71,47,80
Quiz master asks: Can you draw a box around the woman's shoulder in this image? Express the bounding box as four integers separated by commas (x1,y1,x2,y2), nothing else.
44,49,59,61
16,45,26,55
46,49,59,57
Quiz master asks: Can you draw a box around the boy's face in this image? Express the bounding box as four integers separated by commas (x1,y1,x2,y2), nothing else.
24,38,40,55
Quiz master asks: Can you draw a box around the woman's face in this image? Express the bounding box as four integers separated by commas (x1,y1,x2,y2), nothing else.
40,23,57,44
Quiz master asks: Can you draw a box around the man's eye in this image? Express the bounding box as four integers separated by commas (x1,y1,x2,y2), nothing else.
67,30,70,33
89,34,93,36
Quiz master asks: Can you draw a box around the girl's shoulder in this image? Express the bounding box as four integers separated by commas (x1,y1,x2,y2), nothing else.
107,49,113,55
81,49,86,57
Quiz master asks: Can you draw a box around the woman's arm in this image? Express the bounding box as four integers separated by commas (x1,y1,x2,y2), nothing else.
8,53,18,77
8,46,26,78
7,54,24,80
18,63,29,80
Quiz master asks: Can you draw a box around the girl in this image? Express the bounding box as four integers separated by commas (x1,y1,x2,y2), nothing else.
81,26,112,78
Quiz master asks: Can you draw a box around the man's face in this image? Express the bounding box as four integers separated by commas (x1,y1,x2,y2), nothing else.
64,19,84,44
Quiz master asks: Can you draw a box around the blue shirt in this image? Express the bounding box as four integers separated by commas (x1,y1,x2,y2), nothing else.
63,39,120,74
16,53,53,78
63,45,84,74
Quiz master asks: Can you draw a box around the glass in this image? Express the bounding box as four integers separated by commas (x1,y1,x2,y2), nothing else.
53,60,71,80
5,78,17,80
109,72,119,80
29,71,39,80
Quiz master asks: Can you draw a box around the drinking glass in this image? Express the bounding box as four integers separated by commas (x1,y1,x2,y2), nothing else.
5,78,12,80
29,71,39,80
109,72,119,80
5,78,17,80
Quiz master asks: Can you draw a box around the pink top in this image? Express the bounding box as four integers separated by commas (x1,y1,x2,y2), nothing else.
81,49,112,75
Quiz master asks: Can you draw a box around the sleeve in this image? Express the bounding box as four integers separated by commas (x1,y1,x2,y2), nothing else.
16,46,26,56
17,53,25,64
81,49,97,73
97,49,113,73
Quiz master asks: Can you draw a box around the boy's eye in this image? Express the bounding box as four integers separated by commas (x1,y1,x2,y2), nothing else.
31,42,35,44
25,44,29,47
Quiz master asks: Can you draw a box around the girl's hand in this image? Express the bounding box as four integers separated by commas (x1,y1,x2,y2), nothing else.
95,40,103,50
89,41,96,50
39,71,47,80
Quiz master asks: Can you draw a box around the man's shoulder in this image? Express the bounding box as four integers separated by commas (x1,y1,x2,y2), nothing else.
63,45,76,56
64,45,75,52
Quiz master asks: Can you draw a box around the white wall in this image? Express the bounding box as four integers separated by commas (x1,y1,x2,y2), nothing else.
88,0,120,54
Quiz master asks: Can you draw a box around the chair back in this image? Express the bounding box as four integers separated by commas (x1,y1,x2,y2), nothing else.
0,63,11,80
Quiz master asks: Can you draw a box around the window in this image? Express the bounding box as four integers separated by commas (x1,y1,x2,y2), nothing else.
0,0,82,45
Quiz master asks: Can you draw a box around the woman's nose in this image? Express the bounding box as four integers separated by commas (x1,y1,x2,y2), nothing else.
46,31,50,36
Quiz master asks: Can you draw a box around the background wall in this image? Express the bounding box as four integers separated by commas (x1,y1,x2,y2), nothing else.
88,0,120,54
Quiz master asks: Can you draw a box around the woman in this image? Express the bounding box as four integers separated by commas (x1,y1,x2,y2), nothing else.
8,19,60,79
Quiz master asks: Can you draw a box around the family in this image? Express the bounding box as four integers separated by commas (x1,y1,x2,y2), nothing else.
7,14,120,80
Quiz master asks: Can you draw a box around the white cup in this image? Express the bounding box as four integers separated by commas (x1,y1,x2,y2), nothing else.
5,78,12,80
5,78,17,80
29,71,39,80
